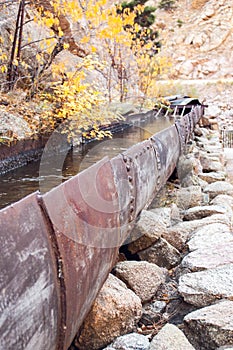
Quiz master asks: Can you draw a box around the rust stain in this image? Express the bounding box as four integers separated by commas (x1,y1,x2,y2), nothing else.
42,157,121,349
0,193,60,350
0,106,204,349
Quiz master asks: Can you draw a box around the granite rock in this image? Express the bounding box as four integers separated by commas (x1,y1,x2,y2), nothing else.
181,242,233,271
128,211,167,254
187,223,233,251
114,261,166,303
104,333,150,350
138,237,181,270
179,264,233,307
149,323,195,350
183,205,226,221
184,300,233,349
76,274,142,350
204,181,233,199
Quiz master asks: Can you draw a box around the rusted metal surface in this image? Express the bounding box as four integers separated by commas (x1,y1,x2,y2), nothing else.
121,139,158,217
42,157,121,349
152,125,181,183
110,154,135,243
0,105,205,349
0,193,60,350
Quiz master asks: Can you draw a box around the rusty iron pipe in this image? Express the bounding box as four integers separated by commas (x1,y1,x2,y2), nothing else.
0,106,204,349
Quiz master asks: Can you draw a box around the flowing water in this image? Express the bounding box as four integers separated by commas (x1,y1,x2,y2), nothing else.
0,116,173,209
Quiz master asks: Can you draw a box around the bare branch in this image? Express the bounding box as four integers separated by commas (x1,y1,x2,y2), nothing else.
21,36,56,50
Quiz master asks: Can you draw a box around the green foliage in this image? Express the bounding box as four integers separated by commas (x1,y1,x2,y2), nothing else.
177,19,183,27
158,0,176,10
119,0,160,54
120,0,156,27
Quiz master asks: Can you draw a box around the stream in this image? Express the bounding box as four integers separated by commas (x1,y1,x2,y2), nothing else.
0,116,172,209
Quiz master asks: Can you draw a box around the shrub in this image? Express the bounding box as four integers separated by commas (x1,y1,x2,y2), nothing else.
158,0,176,11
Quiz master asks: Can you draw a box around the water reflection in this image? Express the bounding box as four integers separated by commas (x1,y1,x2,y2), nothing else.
0,116,172,209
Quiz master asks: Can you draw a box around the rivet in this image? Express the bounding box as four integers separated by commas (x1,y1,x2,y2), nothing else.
123,156,127,163
129,215,134,222
147,145,150,150
130,196,134,204
126,165,130,172
128,176,133,182
129,184,134,191
130,206,134,213
139,152,142,156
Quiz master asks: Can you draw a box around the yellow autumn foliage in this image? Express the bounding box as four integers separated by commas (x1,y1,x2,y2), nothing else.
0,0,171,142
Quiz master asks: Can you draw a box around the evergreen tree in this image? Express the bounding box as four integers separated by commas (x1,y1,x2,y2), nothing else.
118,0,161,55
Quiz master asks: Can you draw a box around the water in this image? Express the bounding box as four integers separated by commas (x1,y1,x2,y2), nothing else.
0,116,172,209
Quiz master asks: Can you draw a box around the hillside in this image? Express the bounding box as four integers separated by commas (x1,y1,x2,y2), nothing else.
153,0,233,80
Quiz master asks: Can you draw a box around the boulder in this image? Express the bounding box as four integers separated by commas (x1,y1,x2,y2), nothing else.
162,225,190,251
209,152,225,164
163,214,231,251
211,194,233,210
181,242,233,271
177,154,204,188
175,185,203,210
196,141,222,152
76,274,142,350
202,145,223,154
128,211,167,254
177,155,202,181
178,60,194,75
202,160,224,172
194,126,210,137
138,237,181,270
180,174,207,188
114,261,166,303
149,324,195,350
202,7,215,20
204,181,233,199
104,333,150,350
170,203,183,224
183,205,226,221
148,208,171,228
184,300,233,349
0,110,31,139
198,171,226,183
187,223,233,251
179,264,233,307
199,153,224,172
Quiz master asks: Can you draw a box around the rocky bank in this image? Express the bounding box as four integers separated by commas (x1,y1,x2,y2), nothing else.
153,0,233,81
69,114,233,350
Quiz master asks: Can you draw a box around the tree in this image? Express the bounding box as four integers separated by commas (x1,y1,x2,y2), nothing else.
0,0,139,141
117,0,161,55
0,0,172,143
